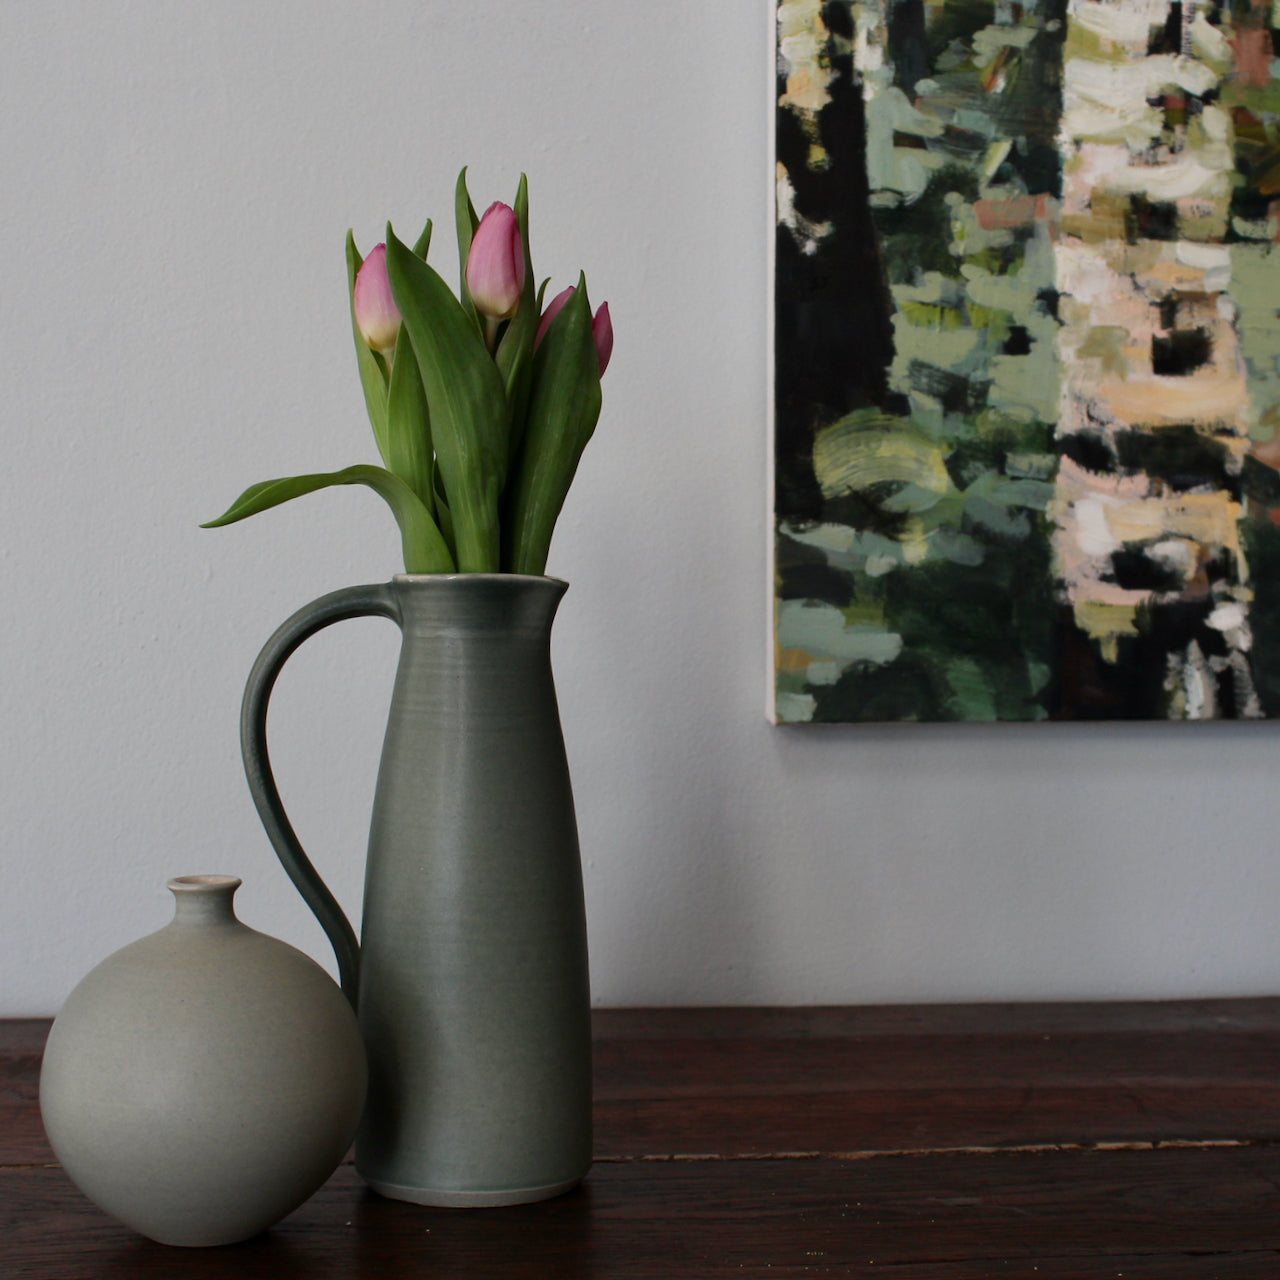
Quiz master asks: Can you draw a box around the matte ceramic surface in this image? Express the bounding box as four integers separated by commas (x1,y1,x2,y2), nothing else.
39,876,367,1247
241,574,592,1207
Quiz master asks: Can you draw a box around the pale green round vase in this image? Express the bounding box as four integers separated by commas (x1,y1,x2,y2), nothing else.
39,875,367,1247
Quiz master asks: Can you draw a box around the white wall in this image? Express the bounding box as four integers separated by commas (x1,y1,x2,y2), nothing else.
4,2,1279,1016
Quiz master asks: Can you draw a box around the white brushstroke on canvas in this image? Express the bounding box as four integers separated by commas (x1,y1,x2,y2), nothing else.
775,164,832,254
1070,0,1172,48
1190,12,1233,63
1175,241,1233,290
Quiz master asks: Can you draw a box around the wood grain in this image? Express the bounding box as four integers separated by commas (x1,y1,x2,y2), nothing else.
593,1001,1280,1156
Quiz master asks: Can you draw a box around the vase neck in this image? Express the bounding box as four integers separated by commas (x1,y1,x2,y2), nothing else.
391,575,567,639
167,875,242,926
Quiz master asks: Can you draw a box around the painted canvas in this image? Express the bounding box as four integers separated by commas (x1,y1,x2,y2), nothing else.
773,0,1280,722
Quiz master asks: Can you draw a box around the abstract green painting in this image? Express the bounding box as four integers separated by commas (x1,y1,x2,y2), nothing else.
773,0,1280,722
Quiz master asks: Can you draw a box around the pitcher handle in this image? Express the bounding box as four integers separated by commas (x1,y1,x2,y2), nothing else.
240,582,401,1009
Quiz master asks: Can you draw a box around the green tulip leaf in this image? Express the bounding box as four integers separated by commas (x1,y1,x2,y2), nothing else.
433,461,456,561
201,464,454,573
346,232,392,469
385,324,435,516
385,225,508,572
504,273,602,575
455,167,480,334
412,218,433,260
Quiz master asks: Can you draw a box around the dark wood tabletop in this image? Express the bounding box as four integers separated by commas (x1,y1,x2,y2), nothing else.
5,1000,1280,1277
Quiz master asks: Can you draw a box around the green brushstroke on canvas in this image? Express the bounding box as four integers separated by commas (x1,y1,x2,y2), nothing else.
1231,244,1280,441
813,413,952,497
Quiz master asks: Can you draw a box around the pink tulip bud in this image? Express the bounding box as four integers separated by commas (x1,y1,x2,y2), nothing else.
353,244,401,354
466,203,525,321
534,286,575,350
592,301,613,377
535,287,613,377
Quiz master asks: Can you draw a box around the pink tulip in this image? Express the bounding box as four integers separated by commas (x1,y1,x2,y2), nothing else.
466,202,525,321
535,287,613,377
591,301,613,377
352,244,401,354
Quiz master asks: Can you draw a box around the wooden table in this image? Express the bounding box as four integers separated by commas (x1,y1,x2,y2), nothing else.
5,1001,1280,1276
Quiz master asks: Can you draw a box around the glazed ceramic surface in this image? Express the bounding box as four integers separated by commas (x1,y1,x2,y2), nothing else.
39,876,367,1247
241,574,592,1207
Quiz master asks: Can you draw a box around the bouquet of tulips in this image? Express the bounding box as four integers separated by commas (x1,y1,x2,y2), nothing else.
204,170,611,576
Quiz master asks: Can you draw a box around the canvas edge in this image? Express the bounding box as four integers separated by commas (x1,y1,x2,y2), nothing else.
765,0,779,725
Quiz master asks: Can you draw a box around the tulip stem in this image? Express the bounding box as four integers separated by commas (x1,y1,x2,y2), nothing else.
483,315,501,354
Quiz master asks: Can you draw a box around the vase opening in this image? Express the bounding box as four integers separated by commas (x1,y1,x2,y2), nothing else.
168,875,242,892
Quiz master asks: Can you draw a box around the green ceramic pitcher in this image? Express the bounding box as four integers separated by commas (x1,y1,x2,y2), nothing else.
240,573,592,1207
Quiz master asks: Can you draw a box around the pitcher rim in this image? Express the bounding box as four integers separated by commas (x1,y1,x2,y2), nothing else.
392,573,567,589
